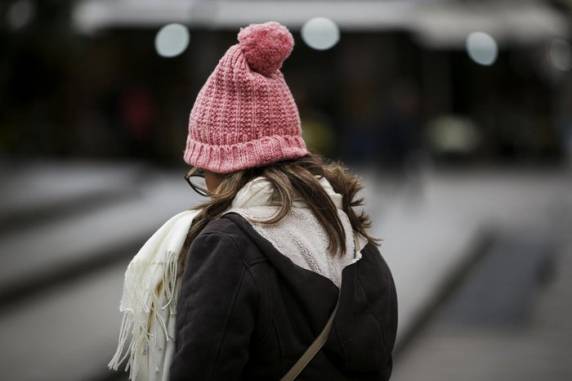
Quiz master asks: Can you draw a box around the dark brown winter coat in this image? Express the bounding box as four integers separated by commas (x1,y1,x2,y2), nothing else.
170,212,398,380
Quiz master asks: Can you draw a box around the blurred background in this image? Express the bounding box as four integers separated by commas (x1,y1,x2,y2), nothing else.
1,0,572,380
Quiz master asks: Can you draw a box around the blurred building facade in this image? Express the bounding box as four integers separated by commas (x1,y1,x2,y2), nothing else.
0,0,571,167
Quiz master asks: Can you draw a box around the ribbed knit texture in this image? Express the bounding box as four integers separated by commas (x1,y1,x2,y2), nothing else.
183,21,308,173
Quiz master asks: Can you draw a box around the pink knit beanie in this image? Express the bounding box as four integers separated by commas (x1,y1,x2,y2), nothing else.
182,21,309,173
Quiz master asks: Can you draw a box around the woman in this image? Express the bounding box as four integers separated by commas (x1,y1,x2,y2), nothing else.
109,21,397,381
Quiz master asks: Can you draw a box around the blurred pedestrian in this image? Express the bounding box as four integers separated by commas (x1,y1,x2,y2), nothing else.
109,21,397,381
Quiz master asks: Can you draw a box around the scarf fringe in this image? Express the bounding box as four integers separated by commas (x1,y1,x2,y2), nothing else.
108,248,180,380
108,209,197,380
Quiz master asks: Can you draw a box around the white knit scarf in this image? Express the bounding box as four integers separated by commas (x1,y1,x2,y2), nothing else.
108,176,365,381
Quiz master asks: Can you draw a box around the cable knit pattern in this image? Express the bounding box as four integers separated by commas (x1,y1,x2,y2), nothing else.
183,21,308,173
228,206,362,289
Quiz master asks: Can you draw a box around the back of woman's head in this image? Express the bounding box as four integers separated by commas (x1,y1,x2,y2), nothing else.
180,22,378,264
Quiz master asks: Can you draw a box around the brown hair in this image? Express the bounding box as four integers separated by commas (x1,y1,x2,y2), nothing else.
181,153,379,269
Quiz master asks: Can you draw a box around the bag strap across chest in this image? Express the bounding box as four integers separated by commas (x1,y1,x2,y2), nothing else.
280,232,358,381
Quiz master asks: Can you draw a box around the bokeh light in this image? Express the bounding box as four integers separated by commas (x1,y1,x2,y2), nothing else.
6,0,35,31
549,38,572,72
154,23,190,58
466,31,498,66
301,17,340,51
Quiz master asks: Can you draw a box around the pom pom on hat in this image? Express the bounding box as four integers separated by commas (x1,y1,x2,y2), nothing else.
238,21,294,77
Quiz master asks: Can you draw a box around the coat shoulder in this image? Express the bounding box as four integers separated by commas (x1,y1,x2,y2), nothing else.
195,213,266,266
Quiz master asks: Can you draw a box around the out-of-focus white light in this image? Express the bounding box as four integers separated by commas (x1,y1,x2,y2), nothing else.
155,23,190,58
7,0,35,31
466,32,498,66
301,17,340,51
549,38,572,72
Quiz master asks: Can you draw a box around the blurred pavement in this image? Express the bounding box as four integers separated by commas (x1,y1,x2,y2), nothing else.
392,209,572,381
